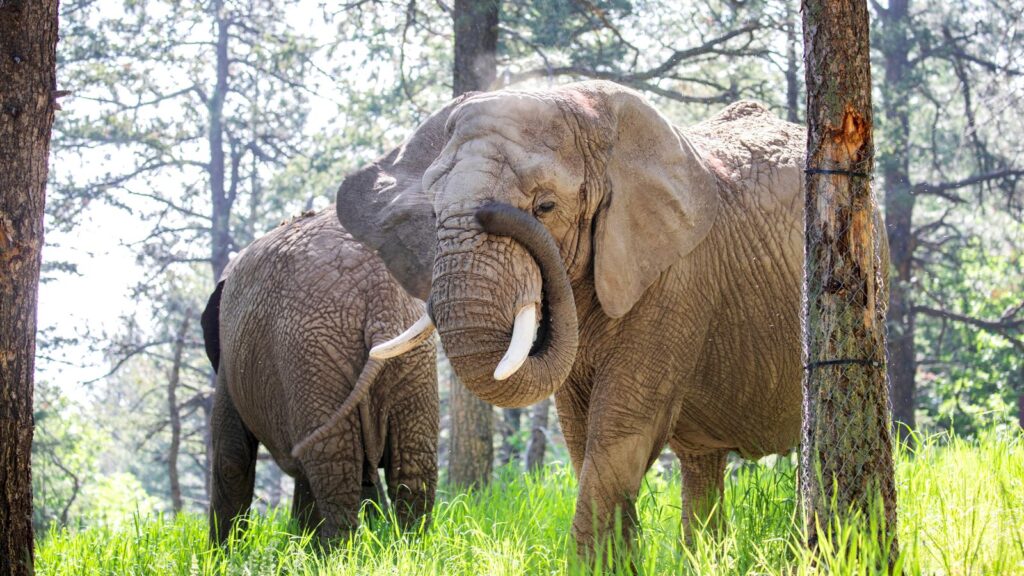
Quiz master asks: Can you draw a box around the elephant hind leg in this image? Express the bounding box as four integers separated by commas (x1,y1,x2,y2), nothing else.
209,381,259,545
291,472,323,535
671,446,728,544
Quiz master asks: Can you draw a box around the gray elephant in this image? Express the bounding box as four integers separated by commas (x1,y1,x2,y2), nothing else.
200,208,438,545
337,81,887,555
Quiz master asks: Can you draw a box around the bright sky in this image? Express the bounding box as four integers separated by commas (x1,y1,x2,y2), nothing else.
35,1,362,398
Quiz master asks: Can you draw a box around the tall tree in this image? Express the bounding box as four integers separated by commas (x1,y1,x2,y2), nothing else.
447,0,500,487
166,311,191,514
525,397,550,472
52,0,318,505
0,0,60,572
800,0,899,563
876,0,916,441
872,0,1024,439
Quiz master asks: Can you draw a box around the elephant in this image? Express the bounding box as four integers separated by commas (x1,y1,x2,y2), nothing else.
336,80,888,555
200,208,438,545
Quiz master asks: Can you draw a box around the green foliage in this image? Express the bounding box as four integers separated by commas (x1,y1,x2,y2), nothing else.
916,234,1024,434
36,432,1024,575
32,381,106,531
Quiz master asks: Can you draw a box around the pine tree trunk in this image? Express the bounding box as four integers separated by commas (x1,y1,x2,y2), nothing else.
448,374,494,487
498,408,522,467
800,0,899,563
785,0,800,123
525,398,550,472
877,0,917,443
208,0,232,284
167,313,191,514
0,1,60,573
447,0,499,488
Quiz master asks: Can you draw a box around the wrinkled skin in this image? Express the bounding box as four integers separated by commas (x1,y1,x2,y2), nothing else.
202,209,438,546
338,81,881,556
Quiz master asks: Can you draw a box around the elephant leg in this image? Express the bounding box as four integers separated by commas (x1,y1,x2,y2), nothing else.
672,447,728,543
572,381,674,565
554,376,593,477
297,414,364,546
360,457,387,522
384,389,439,530
209,379,259,545
291,472,322,535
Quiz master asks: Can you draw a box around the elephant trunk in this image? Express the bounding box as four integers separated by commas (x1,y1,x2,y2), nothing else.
429,203,578,408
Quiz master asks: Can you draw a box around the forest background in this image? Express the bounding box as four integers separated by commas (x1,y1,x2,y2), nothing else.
33,0,1023,530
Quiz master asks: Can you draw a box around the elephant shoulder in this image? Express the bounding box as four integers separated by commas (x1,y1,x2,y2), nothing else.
683,100,805,215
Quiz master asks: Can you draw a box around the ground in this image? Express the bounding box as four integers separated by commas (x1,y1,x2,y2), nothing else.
36,431,1023,575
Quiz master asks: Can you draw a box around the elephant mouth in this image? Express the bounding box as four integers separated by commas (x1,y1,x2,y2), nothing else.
531,290,551,356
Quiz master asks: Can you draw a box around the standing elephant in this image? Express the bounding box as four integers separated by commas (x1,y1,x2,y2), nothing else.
200,208,438,545
338,81,885,555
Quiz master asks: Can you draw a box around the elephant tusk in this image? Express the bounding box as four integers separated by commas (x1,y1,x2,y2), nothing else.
369,313,435,360
493,304,539,381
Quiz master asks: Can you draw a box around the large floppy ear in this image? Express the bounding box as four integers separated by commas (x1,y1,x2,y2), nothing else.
593,86,720,318
336,95,473,299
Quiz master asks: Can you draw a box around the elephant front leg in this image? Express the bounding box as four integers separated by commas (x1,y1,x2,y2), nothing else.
554,376,593,477
672,447,728,543
573,398,675,567
384,389,439,530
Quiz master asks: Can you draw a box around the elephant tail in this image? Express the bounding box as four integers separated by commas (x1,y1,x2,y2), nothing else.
290,356,386,459
200,280,226,373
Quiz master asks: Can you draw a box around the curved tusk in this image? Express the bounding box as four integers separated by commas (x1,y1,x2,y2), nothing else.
369,313,435,360
493,304,539,381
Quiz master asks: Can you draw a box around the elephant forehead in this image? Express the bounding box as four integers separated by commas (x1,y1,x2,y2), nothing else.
450,91,573,149
428,136,583,206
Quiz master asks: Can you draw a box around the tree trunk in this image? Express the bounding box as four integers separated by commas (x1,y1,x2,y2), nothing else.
167,313,191,514
208,0,232,284
448,374,494,487
800,0,899,563
784,0,800,123
0,0,60,572
877,0,917,443
447,0,499,487
525,398,550,473
453,0,499,95
498,408,522,467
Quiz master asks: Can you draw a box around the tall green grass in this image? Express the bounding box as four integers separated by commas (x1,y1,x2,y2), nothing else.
36,430,1023,575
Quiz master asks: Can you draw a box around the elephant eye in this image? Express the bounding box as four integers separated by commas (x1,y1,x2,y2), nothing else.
535,200,556,215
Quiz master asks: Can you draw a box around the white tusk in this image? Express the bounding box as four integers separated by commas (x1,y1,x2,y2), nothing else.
369,313,435,360
493,304,539,381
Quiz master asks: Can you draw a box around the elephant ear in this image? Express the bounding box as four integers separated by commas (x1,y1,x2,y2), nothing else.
336,95,473,299
593,86,720,318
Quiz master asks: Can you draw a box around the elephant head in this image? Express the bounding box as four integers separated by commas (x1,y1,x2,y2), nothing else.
337,81,720,408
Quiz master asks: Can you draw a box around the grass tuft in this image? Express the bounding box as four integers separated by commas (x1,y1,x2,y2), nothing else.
36,431,1023,575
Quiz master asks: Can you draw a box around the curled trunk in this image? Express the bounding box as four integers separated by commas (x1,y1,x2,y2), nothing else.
430,203,578,408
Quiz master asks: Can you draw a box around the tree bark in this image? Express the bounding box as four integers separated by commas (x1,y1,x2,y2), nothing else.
800,0,899,563
498,408,522,467
0,0,60,572
453,0,499,95
447,0,499,488
448,373,494,487
167,313,191,514
209,0,232,284
876,0,917,443
785,0,800,123
525,398,550,472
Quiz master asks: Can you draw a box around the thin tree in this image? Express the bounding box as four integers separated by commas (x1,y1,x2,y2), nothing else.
447,0,499,487
800,0,899,563
0,0,60,573
524,398,551,472
166,311,191,514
